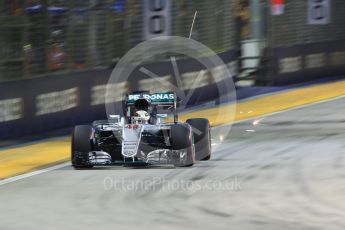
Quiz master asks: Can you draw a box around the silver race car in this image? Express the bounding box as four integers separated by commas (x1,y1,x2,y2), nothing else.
71,92,211,168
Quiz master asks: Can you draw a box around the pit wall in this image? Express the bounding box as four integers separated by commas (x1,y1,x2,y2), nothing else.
0,50,238,139
271,40,345,85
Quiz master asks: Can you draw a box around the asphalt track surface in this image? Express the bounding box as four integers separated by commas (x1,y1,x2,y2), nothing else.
1,97,345,230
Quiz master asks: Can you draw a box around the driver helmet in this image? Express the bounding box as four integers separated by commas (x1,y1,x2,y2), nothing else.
133,110,150,124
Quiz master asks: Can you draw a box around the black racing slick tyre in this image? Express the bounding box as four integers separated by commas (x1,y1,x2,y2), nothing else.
171,123,195,167
186,118,211,161
71,125,93,169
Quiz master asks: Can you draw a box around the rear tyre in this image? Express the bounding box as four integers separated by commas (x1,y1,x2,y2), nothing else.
171,123,195,167
71,125,94,169
186,118,211,161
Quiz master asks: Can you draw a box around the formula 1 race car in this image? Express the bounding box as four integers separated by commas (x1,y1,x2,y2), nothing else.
71,92,211,168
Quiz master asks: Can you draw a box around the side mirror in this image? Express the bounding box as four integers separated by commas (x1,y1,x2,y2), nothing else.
156,114,167,124
156,114,168,118
109,114,121,123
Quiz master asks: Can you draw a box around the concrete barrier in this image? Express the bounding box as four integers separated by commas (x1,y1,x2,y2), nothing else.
0,50,238,139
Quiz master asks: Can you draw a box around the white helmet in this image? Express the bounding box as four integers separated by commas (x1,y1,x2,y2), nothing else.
133,110,150,124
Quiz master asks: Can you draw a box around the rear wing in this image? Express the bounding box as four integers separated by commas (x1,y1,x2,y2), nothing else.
125,92,178,122
126,92,176,106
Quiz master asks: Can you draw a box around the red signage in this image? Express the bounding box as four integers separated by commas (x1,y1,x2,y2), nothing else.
272,0,285,4
271,0,285,15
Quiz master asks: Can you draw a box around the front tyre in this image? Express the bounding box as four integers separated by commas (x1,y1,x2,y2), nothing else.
71,125,94,169
171,123,195,167
186,118,211,161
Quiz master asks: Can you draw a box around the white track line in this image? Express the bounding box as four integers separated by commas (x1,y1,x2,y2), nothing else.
1,94,345,186
0,162,70,186
221,94,345,127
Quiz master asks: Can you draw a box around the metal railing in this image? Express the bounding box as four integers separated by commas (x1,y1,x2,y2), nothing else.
269,0,345,47
0,0,236,82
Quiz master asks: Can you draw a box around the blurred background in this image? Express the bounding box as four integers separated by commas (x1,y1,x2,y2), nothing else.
3,2,345,229
1,0,343,83
0,0,344,139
